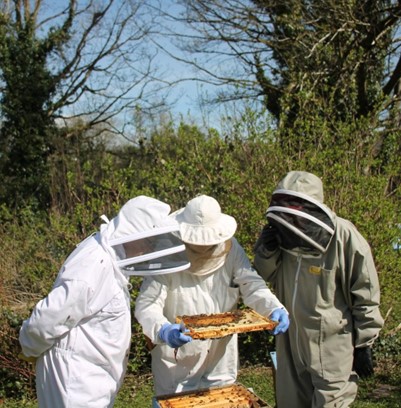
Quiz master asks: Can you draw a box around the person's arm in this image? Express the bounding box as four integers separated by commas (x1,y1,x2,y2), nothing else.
231,240,289,334
232,239,285,315
19,279,91,357
135,276,192,348
344,223,384,378
134,276,170,344
253,224,281,282
348,237,384,347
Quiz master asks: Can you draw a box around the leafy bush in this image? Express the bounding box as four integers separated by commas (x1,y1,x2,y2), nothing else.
1,113,401,401
0,308,35,400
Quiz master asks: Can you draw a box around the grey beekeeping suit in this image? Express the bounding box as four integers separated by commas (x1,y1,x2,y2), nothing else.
254,171,384,408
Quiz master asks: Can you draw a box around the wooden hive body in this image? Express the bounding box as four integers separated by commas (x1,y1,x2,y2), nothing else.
155,383,271,408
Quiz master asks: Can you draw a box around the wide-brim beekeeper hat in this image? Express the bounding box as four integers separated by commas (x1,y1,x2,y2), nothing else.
170,195,237,245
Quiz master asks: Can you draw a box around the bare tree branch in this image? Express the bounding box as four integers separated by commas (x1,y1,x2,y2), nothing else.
148,0,401,125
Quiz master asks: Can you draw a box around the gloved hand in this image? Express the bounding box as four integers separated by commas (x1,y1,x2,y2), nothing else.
269,308,290,335
159,323,193,348
254,224,279,253
353,347,374,378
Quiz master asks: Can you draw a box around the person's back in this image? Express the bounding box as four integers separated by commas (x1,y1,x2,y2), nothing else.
19,196,188,407
20,232,131,407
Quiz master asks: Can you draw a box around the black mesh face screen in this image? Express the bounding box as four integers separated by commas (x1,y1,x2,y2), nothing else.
268,216,332,252
270,193,334,230
267,192,334,252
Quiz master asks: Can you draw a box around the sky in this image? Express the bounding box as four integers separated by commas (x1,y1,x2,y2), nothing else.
35,0,238,134
148,1,227,128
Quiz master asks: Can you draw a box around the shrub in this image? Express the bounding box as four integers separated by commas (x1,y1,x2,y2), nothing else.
2,113,401,400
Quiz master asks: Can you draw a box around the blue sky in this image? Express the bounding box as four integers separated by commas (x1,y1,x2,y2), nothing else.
38,0,233,132
148,0,225,126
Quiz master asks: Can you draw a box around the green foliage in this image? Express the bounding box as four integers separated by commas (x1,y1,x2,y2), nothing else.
2,218,53,299
0,308,35,401
0,4,68,209
114,374,155,408
1,110,401,402
128,277,152,374
238,331,275,367
237,366,276,406
375,332,401,367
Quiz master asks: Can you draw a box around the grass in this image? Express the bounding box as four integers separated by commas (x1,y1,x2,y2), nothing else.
1,363,401,407
113,366,277,408
114,364,401,407
114,364,401,408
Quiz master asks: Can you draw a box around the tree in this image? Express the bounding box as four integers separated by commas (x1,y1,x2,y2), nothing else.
155,1,401,134
0,0,165,210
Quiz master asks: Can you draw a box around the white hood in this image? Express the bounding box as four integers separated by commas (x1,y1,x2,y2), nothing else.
99,196,189,277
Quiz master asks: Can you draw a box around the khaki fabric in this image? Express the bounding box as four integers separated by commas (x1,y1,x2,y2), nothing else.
276,170,324,203
254,171,384,407
275,326,358,407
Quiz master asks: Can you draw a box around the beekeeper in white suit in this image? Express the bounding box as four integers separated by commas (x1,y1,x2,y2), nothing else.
19,196,189,408
135,195,289,396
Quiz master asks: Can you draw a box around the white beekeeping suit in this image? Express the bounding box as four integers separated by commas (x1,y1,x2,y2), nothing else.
19,196,188,408
135,195,288,396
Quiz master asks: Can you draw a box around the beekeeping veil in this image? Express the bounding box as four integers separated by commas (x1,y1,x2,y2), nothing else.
170,195,237,275
266,171,335,253
99,196,190,278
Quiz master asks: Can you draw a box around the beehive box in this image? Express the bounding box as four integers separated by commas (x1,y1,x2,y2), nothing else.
154,383,271,408
175,308,277,340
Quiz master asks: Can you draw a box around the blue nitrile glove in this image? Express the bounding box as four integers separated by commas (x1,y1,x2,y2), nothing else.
159,323,193,348
269,308,290,335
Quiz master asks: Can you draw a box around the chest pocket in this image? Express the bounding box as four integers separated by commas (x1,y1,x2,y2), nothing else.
305,265,336,307
92,290,129,336
102,290,127,312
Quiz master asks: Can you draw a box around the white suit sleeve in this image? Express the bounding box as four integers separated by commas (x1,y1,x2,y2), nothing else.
19,279,92,357
231,240,285,316
134,276,169,344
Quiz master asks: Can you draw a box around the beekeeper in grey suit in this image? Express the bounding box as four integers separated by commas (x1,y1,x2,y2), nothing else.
254,171,384,408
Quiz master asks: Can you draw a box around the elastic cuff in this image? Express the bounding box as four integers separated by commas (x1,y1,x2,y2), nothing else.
268,307,288,317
